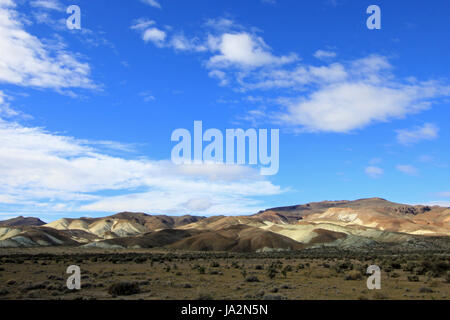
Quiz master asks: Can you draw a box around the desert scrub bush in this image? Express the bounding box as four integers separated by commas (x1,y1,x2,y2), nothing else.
407,275,419,282
281,266,292,278
267,265,278,280
245,276,260,282
0,289,9,296
345,270,363,281
334,260,353,273
198,266,205,274
209,270,222,275
419,287,433,293
108,282,140,296
210,261,220,268
403,261,417,272
197,293,213,300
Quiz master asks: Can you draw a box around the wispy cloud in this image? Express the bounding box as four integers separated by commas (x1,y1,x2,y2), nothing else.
29,0,64,12
314,49,337,60
396,123,439,145
436,191,450,198
365,166,384,179
0,118,282,215
140,0,162,9
0,1,96,91
396,164,418,176
139,91,156,102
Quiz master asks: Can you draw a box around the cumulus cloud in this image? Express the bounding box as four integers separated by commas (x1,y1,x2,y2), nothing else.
132,18,297,68
277,56,449,133
396,123,439,145
0,119,282,215
131,19,167,46
131,18,450,133
0,1,95,90
207,33,298,69
142,27,166,46
131,19,207,52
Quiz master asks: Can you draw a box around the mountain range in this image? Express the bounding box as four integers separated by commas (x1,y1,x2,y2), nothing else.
1,198,449,252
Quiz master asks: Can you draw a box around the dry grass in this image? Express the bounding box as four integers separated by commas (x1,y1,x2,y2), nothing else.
0,247,448,300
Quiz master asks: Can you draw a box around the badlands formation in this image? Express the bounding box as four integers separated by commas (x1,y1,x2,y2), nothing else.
0,198,449,252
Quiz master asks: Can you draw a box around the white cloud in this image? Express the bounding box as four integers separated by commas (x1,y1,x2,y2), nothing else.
132,18,298,84
365,166,383,179
396,123,439,145
396,164,418,175
0,2,95,90
131,20,166,47
314,49,336,60
132,20,208,52
281,82,431,132
139,91,155,102
130,18,155,31
277,56,449,133
29,0,64,11
170,34,207,52
0,118,282,215
204,18,235,31
131,18,450,133
0,91,19,117
142,27,166,46
237,63,348,90
0,0,15,7
140,0,161,9
207,32,298,69
208,69,228,86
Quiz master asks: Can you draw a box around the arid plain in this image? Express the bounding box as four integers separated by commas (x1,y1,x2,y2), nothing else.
0,198,449,300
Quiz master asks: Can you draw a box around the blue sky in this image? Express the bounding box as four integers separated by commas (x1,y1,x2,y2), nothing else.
0,0,449,222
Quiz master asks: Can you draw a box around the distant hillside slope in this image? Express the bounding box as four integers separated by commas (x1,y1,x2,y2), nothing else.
0,198,449,251
44,213,205,238
0,216,46,227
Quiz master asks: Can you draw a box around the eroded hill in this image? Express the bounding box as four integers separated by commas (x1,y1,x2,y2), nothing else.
0,198,449,252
